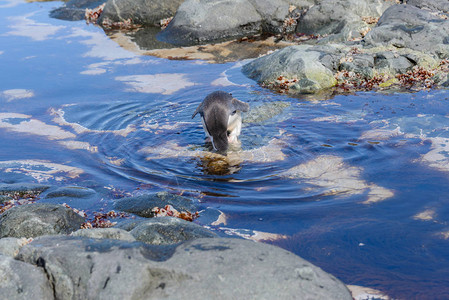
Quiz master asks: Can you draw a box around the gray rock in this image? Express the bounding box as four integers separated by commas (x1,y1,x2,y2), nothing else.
364,4,449,58
99,0,184,26
0,203,85,238
374,51,414,74
247,0,293,34
130,217,217,245
341,53,375,78
242,45,337,93
0,237,28,257
407,0,449,14
114,191,197,218
50,0,106,21
296,0,393,41
114,218,147,231
16,235,352,299
71,228,136,241
45,186,96,199
0,183,50,203
157,0,263,46
17,236,176,300
0,254,54,299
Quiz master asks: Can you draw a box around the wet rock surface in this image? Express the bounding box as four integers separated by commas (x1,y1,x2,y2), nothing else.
9,235,352,299
114,191,197,218
129,217,217,245
0,183,50,203
0,203,85,238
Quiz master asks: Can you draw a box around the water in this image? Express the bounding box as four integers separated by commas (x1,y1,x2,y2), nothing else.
2,1,449,298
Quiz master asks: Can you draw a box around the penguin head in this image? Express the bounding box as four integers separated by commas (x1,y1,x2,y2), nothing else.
192,91,249,153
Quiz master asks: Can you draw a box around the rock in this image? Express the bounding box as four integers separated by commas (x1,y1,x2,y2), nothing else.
0,237,30,257
407,0,449,13
296,0,393,42
114,191,197,218
114,218,147,231
0,203,85,238
364,5,449,58
341,53,375,78
0,183,50,203
71,228,136,242
99,0,184,26
130,217,217,245
157,0,263,46
16,235,352,299
16,236,176,300
45,186,96,199
0,254,54,299
374,51,414,74
50,0,107,21
247,0,294,34
242,45,337,93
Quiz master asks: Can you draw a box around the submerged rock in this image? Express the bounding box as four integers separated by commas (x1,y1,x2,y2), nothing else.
15,235,352,299
0,182,50,203
45,186,96,199
0,203,85,238
130,217,217,245
114,191,197,218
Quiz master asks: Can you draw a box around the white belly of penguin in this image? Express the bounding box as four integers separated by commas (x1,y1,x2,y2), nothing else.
227,112,242,143
200,112,242,144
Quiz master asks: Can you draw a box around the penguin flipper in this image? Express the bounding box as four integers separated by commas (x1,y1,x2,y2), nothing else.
192,103,203,119
231,98,250,113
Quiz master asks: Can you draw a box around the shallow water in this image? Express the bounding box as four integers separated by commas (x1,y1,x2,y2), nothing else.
2,1,449,298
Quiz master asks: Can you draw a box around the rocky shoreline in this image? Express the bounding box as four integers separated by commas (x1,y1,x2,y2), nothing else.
53,0,449,95
0,182,354,299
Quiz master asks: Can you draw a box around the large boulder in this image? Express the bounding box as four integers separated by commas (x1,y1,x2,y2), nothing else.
295,0,393,42
99,0,184,26
156,0,318,46
242,45,338,93
0,203,85,238
363,5,449,58
0,254,54,299
16,235,353,299
157,0,263,46
129,217,217,245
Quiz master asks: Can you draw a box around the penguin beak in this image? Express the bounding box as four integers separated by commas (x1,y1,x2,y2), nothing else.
211,131,229,153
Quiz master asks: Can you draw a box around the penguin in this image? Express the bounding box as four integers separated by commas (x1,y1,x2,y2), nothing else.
192,91,249,153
